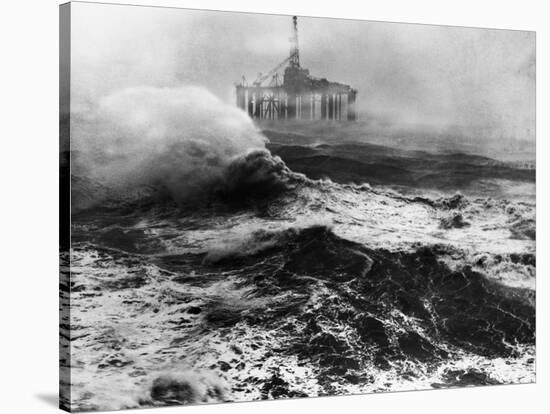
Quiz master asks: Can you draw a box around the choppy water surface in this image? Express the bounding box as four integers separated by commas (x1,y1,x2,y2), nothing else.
62,139,535,412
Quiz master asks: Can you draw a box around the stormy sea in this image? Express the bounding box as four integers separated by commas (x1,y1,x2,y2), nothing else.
60,87,535,411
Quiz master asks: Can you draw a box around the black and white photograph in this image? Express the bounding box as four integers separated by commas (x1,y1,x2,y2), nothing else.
58,1,536,412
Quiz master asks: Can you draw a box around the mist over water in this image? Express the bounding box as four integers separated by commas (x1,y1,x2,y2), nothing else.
71,4,535,147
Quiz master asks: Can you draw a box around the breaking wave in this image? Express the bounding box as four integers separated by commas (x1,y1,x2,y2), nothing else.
71,148,308,213
70,86,267,209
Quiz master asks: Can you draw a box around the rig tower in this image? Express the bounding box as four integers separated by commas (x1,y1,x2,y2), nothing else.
236,16,357,121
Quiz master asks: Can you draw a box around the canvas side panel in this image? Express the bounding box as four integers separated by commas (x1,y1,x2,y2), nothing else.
59,2,72,412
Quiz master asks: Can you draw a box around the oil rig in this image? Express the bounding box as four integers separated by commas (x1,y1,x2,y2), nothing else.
236,16,357,121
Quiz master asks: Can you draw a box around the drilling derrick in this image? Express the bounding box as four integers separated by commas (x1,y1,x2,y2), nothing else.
289,15,300,68
236,16,357,121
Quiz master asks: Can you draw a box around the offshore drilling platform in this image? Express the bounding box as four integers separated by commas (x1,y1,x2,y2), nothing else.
236,16,357,121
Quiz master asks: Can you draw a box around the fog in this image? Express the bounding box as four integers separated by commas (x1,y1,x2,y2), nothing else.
70,2,535,143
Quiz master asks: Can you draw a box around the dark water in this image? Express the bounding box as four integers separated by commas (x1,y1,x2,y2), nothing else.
62,137,535,411
266,138,534,197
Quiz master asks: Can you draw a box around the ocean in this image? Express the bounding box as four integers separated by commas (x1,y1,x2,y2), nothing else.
60,90,535,411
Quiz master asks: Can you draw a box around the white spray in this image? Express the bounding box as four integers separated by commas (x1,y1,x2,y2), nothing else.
72,86,268,205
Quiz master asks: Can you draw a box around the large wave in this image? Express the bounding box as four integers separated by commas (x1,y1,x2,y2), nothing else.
71,86,275,209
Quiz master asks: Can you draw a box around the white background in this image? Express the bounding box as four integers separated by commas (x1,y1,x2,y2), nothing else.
0,0,547,412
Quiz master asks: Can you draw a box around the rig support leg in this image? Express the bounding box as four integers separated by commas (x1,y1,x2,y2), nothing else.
288,94,297,119
321,94,327,120
347,91,357,121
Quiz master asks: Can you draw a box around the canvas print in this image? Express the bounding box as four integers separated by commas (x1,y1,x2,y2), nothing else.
59,2,536,412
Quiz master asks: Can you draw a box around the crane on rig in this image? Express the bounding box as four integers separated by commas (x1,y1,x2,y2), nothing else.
252,54,293,87
252,16,299,87
236,16,357,121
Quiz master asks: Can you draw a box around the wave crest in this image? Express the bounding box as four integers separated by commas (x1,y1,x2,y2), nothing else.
218,149,308,202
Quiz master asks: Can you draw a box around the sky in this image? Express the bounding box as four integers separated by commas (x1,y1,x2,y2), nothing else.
70,2,535,142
